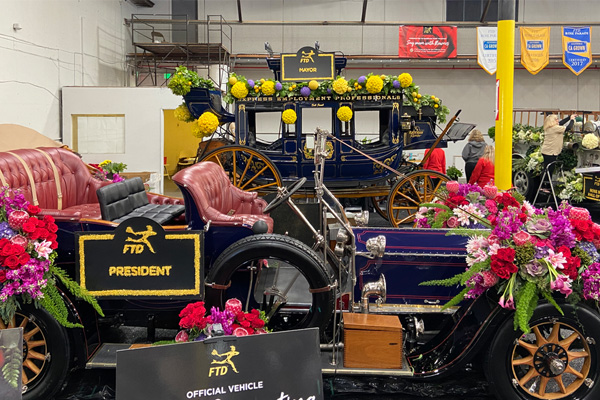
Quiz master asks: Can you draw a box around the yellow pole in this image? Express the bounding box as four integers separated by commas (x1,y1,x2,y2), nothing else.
495,0,515,190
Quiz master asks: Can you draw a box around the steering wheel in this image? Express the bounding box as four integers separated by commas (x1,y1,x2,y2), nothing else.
263,177,307,213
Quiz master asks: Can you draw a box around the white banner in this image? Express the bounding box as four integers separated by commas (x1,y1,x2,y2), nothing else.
477,27,498,75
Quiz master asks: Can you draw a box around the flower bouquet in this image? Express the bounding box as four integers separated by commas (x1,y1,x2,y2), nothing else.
0,187,103,326
420,181,600,333
90,160,127,183
174,299,268,343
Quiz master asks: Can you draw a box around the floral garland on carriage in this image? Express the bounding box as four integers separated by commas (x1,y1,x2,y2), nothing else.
418,181,600,333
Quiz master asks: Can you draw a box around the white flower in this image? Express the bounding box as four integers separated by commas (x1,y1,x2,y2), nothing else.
582,133,599,149
34,240,53,260
547,249,567,270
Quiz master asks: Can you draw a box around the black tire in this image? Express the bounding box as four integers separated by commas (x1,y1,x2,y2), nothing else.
513,168,539,203
205,234,335,335
485,303,600,400
0,305,71,400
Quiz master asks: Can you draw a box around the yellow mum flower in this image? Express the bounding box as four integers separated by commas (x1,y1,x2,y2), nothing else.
193,112,219,138
337,106,353,122
308,80,319,90
332,78,349,95
366,75,383,94
99,160,111,167
398,73,413,88
174,104,192,122
231,81,248,99
261,81,276,95
282,109,297,124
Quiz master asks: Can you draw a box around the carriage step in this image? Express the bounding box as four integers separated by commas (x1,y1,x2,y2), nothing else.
86,343,151,369
320,348,413,376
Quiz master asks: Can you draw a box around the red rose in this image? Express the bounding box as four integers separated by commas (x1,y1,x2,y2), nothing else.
252,318,265,328
43,215,55,224
18,253,30,266
10,244,25,256
5,255,19,269
0,269,6,283
0,244,11,256
490,259,518,279
36,219,45,227
47,223,58,233
35,228,49,240
48,233,57,242
563,256,580,280
240,320,251,328
0,238,9,250
557,246,572,258
27,205,41,215
50,241,58,249
22,221,36,233
29,230,40,240
495,248,516,263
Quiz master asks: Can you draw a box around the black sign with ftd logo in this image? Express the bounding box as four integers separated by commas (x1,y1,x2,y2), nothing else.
76,217,203,298
281,46,334,81
116,328,324,400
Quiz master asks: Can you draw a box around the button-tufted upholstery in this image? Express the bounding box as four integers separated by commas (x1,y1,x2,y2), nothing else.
172,162,273,232
0,147,111,220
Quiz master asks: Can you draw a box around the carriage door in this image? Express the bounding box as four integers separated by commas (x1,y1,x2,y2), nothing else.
299,105,335,179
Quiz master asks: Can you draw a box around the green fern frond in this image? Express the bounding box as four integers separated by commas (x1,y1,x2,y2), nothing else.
542,292,564,316
1,344,21,389
446,227,491,237
419,203,452,212
40,284,82,328
441,286,471,311
50,265,104,317
515,281,538,334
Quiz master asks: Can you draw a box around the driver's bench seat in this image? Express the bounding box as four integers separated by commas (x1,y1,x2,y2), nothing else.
172,161,273,232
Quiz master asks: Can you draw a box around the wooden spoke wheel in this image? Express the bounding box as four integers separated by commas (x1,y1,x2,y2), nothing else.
486,303,600,400
386,170,449,227
0,307,70,399
199,145,282,194
370,195,389,221
510,321,591,399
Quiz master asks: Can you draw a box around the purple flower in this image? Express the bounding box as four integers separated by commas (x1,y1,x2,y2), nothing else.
547,208,576,248
525,261,547,277
457,183,483,197
393,80,400,89
465,274,486,299
275,82,282,91
582,263,600,300
0,222,14,239
579,241,600,263
499,294,515,309
300,86,311,97
327,88,332,94
358,76,367,84
526,218,552,238
247,79,255,88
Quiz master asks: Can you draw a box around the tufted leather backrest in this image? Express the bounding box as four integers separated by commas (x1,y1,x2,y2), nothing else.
96,181,134,221
0,147,105,209
124,177,149,209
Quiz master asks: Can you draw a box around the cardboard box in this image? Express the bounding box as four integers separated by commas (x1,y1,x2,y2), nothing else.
343,313,403,369
120,172,152,182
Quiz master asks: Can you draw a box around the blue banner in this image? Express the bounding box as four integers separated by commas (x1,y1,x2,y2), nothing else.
562,26,592,75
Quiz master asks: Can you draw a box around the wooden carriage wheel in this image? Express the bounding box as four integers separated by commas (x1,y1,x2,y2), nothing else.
199,145,283,194
510,321,591,399
371,195,389,221
386,170,449,227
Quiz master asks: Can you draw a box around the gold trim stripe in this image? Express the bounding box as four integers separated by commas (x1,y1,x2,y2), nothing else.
33,149,63,210
7,151,38,206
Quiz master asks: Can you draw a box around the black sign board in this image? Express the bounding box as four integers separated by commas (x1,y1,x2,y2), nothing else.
281,46,334,81
76,217,203,298
0,328,22,400
116,328,324,400
583,174,600,201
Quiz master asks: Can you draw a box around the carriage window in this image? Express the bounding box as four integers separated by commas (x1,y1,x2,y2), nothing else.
301,107,332,136
354,110,380,145
254,111,282,144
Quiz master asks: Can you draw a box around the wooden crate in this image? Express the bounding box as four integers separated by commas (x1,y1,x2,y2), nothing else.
343,313,403,369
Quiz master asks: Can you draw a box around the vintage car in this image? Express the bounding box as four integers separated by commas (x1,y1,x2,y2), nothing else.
0,124,598,400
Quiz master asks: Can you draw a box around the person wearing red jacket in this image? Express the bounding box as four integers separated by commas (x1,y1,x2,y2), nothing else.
469,145,495,187
423,148,446,174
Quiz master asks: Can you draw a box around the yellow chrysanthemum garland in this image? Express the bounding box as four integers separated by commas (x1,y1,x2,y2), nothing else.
282,109,297,124
261,81,276,96
192,112,220,138
366,75,384,94
337,106,353,122
332,78,349,95
174,104,193,123
398,73,413,88
231,81,249,99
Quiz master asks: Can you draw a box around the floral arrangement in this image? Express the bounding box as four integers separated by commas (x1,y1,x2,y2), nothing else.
174,103,194,123
192,111,220,138
558,170,585,203
167,66,215,96
174,299,268,342
91,160,127,183
281,109,297,124
0,187,102,326
337,106,353,122
222,72,450,123
419,181,600,333
446,166,463,180
582,133,599,149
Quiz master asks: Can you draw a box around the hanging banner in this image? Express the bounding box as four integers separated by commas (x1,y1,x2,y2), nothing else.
520,27,550,75
477,27,497,75
398,26,457,58
562,26,592,75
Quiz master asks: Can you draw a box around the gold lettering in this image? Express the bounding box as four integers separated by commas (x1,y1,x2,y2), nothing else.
124,266,131,277
116,266,124,276
108,265,172,277
109,266,116,276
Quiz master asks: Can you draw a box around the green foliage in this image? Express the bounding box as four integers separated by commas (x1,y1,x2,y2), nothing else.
488,126,495,141
557,148,578,171
1,344,21,389
440,286,471,311
421,259,488,287
447,227,492,237
40,283,82,328
573,246,592,268
514,281,538,333
432,210,451,229
0,297,18,325
446,166,463,180
153,340,176,346
514,243,535,267
50,265,104,317
419,203,452,212
168,66,214,96
542,291,564,316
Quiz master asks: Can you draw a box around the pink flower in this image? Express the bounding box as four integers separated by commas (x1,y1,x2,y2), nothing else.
547,249,567,270
175,330,189,342
499,294,515,310
233,327,249,337
513,230,532,246
551,274,573,297
481,270,499,287
34,240,53,260
10,235,28,248
225,298,243,314
485,199,498,214
446,216,459,228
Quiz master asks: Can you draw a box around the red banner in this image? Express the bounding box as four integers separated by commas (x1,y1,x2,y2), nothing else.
398,26,457,58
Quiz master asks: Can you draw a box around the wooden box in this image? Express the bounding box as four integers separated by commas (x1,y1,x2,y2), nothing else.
343,313,403,369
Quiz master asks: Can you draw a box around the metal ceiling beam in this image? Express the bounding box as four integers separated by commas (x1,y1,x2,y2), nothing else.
237,0,242,23
480,0,491,23
361,0,368,23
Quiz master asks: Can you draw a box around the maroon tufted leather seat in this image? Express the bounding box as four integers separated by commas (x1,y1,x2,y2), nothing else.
172,162,273,232
0,147,111,221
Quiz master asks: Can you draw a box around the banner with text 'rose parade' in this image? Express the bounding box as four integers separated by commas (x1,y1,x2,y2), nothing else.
398,26,457,58
562,26,592,75
477,27,497,75
520,27,550,75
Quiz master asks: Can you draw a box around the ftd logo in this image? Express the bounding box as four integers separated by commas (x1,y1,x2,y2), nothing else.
208,346,240,377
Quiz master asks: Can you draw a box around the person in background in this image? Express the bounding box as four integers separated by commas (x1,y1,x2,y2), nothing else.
541,113,576,175
461,129,486,182
423,147,446,175
469,145,495,187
